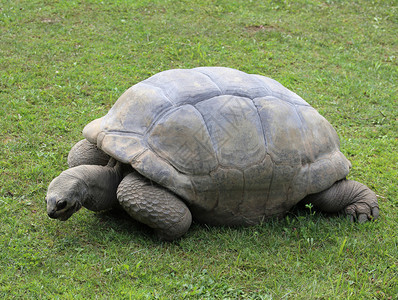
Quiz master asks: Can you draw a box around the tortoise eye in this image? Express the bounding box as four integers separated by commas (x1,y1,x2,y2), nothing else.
57,200,67,210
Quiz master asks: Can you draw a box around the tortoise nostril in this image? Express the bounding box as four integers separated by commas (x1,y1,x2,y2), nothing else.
57,200,67,210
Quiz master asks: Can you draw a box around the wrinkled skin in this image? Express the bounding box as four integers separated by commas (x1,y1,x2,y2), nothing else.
302,179,379,222
46,163,123,221
46,158,379,240
46,162,192,240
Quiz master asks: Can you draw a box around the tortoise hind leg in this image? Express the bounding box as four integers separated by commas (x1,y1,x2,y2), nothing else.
117,171,192,241
67,139,110,168
302,179,379,222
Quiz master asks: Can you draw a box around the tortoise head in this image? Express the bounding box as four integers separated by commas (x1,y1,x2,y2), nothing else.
45,171,86,221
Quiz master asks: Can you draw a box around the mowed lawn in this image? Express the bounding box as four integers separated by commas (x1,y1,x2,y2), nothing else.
0,0,397,298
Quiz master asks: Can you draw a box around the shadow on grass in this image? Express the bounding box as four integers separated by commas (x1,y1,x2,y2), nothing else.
91,207,154,239
82,202,358,244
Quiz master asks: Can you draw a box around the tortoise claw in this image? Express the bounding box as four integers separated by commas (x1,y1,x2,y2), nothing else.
345,202,379,223
358,214,368,223
371,207,379,220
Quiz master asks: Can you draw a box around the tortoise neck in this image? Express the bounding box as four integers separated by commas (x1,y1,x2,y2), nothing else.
67,164,123,212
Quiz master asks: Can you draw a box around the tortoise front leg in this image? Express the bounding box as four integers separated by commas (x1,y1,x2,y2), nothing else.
302,179,379,222
117,171,192,241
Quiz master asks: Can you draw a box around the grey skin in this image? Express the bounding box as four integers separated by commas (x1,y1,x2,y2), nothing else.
46,67,379,240
47,146,378,239
46,160,123,221
46,150,378,240
47,150,192,240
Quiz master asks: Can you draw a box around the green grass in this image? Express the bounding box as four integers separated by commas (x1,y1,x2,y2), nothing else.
1,0,397,298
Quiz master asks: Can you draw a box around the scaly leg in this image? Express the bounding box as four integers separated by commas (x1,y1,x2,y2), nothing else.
117,171,192,240
302,179,379,222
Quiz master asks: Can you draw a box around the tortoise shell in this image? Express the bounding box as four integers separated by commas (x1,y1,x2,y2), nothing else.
83,67,351,225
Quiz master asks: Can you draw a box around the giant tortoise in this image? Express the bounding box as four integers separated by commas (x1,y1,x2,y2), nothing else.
46,67,379,240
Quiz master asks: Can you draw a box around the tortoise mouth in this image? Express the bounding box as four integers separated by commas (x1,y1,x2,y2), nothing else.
48,202,81,221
